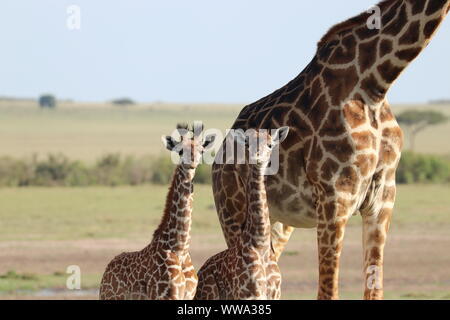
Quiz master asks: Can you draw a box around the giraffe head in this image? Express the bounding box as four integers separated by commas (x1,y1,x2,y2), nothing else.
162,123,216,170
233,127,290,169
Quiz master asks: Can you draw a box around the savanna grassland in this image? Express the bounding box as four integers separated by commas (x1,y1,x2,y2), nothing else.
1,100,449,161
0,100,450,299
0,100,242,162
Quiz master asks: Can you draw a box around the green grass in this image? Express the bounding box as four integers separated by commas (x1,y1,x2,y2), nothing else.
1,184,449,242
0,185,220,241
0,270,100,294
393,184,450,226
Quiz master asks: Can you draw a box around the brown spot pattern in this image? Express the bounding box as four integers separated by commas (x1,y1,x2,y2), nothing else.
343,100,366,128
322,66,359,106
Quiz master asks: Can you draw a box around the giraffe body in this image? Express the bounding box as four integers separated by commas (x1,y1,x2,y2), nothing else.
100,124,215,300
99,243,191,300
212,0,450,299
194,244,280,300
196,128,289,300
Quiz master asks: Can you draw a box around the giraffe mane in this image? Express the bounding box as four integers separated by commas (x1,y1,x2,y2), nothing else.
152,170,177,239
317,0,396,48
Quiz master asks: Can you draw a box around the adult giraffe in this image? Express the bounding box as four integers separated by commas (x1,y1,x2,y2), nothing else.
212,0,450,300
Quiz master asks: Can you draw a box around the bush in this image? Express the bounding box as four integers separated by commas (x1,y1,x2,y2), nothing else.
39,94,56,109
194,164,212,184
0,157,33,187
0,153,210,187
94,154,124,186
122,155,154,186
111,98,135,106
65,161,92,187
148,157,212,185
150,156,175,185
33,154,74,186
4,151,448,187
397,152,450,184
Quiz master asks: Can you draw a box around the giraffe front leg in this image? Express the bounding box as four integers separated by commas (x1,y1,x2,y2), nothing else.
181,254,198,300
362,187,395,300
316,197,350,300
266,255,282,300
270,222,294,261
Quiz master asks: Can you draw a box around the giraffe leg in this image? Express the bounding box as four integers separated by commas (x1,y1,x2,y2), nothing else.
181,254,198,300
266,254,282,300
270,222,294,261
316,198,350,300
362,197,394,300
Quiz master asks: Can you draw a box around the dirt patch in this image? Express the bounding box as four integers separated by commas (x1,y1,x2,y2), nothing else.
1,226,450,299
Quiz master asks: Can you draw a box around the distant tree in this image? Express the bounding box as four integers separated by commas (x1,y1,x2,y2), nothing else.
39,94,56,109
111,98,135,106
430,99,450,105
397,110,448,151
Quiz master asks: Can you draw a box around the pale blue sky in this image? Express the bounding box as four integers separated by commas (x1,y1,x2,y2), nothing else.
1,0,449,104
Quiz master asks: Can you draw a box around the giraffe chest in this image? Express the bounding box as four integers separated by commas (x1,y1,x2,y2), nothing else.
265,122,396,228
266,172,318,228
228,100,402,228
266,173,377,229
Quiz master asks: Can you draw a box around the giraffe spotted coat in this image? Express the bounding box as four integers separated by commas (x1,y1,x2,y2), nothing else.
212,0,450,300
100,124,215,300
195,128,288,300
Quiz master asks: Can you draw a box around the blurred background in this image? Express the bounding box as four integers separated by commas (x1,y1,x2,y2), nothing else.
0,0,449,299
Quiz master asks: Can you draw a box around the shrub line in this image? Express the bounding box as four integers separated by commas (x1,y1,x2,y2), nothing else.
0,152,448,187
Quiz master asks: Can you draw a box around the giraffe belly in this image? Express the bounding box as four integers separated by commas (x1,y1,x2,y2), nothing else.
268,195,318,229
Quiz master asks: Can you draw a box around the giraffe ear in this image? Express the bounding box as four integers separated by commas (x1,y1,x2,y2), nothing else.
202,134,216,151
162,136,178,151
272,126,290,146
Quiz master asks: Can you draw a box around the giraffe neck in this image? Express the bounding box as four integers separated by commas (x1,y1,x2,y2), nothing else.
231,1,449,135
152,165,195,253
363,0,449,101
242,163,271,251
303,0,450,109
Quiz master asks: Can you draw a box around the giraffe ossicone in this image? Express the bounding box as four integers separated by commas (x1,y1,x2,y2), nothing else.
99,123,216,300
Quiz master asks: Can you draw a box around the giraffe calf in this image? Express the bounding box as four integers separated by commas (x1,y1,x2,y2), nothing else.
99,123,216,300
195,127,289,300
